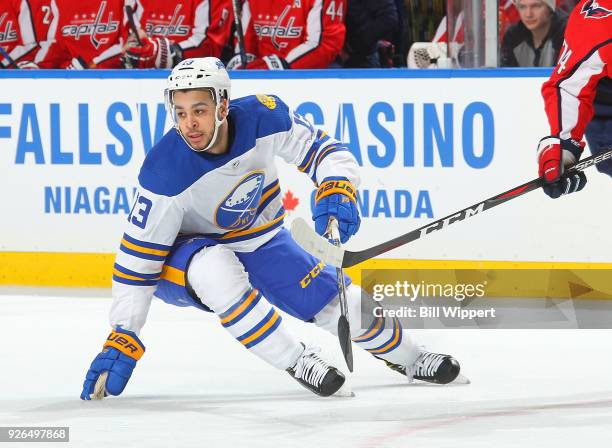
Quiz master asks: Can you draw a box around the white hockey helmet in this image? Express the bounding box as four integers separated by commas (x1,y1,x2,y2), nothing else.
164,57,232,152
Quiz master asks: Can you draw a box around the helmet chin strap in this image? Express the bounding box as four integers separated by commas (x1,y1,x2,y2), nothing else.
201,101,225,152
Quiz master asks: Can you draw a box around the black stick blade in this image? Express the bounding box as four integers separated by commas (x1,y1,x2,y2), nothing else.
338,315,353,372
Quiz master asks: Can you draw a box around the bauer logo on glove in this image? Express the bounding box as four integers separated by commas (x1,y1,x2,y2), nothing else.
313,177,360,244
80,328,145,400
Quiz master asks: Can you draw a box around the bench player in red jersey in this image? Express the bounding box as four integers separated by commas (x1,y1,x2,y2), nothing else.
35,0,137,69
0,0,37,68
537,0,612,198
123,0,233,69
227,0,346,70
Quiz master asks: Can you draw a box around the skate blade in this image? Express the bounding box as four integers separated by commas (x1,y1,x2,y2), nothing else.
91,371,108,400
334,381,355,397
452,373,471,385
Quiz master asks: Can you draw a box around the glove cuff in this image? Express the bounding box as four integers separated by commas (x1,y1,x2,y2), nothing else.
263,55,289,70
561,138,584,162
315,177,357,203
67,57,88,70
103,328,145,360
537,136,584,162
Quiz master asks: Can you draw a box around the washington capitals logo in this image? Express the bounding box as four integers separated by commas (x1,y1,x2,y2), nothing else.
581,0,612,19
61,1,119,49
145,4,190,36
0,13,18,43
253,6,303,50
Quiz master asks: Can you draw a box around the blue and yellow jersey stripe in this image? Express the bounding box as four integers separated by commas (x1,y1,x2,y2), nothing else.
237,180,282,234
237,308,282,349
297,130,351,182
309,145,351,183
365,318,403,355
112,263,161,286
120,234,171,261
219,289,262,328
201,208,286,244
160,264,186,287
298,130,331,173
256,180,281,216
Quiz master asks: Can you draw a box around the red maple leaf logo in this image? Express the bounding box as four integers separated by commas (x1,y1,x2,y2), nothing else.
282,190,300,212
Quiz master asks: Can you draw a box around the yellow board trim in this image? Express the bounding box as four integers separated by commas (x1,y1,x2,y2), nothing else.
2,252,612,289
0,252,115,287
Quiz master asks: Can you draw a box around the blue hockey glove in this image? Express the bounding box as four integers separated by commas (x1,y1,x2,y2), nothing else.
80,328,145,400
313,177,360,244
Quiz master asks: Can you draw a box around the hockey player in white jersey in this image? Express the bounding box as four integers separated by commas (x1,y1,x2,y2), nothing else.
80,57,462,400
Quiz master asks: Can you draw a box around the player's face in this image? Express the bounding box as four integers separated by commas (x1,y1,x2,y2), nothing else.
516,0,552,31
173,89,218,151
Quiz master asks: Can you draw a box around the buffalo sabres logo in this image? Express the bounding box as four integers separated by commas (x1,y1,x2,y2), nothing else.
581,0,612,19
256,94,277,110
215,172,265,230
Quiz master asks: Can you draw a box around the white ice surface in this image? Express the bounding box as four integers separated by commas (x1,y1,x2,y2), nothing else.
2,292,612,448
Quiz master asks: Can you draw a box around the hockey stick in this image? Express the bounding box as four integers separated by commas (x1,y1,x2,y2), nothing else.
292,147,612,268
326,217,354,372
231,0,248,67
0,47,18,68
125,5,143,46
91,371,108,400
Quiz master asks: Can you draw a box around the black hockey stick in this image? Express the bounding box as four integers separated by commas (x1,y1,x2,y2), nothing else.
125,5,143,46
232,0,248,67
292,147,612,268
0,47,18,68
326,217,353,372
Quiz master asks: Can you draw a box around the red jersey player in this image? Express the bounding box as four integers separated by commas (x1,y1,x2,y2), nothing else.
228,0,346,70
537,0,612,198
36,0,136,69
0,0,37,68
124,0,233,69
27,0,57,67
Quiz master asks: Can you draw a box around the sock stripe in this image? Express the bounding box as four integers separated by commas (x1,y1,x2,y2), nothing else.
237,308,282,349
353,316,385,343
220,289,261,327
366,318,403,355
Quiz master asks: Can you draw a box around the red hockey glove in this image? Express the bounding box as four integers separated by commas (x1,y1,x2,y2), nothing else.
124,36,182,69
537,136,587,199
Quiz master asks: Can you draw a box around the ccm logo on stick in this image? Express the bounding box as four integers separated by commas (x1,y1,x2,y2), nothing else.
419,203,485,238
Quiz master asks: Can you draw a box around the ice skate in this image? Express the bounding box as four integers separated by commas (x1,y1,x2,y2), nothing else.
378,349,467,385
287,345,346,397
